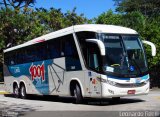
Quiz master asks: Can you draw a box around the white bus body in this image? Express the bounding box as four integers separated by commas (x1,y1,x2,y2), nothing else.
3,24,156,103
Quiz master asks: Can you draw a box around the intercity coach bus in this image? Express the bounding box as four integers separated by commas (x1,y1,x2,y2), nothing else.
3,24,156,103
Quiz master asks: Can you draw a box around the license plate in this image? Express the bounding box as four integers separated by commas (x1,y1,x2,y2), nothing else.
127,90,135,94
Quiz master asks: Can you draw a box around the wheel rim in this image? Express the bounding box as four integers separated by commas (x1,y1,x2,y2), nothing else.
74,89,78,100
74,89,77,99
14,87,18,95
21,87,25,97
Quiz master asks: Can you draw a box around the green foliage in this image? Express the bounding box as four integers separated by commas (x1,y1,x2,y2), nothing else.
95,9,122,25
0,8,45,47
121,11,145,33
114,0,160,17
143,17,160,66
63,7,89,27
0,0,36,10
0,7,89,50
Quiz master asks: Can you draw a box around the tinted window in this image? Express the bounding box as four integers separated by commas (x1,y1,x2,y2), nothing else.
76,31,96,41
76,31,97,70
62,34,82,71
35,43,48,61
47,39,61,59
4,34,82,71
4,42,48,65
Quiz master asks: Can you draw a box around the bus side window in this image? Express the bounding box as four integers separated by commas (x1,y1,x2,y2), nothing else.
10,51,17,65
4,53,10,65
63,34,82,71
25,46,37,62
35,43,47,61
47,39,61,59
64,42,73,56
23,50,28,63
76,31,97,70
16,49,24,64
62,38,74,56
89,53,99,70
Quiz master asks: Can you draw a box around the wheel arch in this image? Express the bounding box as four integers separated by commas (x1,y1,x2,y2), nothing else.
13,80,19,89
69,78,84,97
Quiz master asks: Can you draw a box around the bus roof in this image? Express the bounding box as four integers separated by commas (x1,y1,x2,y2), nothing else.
4,24,138,53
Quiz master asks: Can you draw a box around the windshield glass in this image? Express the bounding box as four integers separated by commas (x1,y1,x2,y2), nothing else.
99,34,148,77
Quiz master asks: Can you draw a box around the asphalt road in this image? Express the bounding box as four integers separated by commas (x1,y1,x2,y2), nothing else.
0,89,160,117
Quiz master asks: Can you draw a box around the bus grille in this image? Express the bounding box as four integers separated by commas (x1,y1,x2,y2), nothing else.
115,82,147,88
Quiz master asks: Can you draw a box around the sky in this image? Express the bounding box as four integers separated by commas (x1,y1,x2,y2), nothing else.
35,0,115,19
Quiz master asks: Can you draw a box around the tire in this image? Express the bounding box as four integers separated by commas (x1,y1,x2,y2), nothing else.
73,84,83,104
20,85,27,99
112,97,120,103
13,85,20,98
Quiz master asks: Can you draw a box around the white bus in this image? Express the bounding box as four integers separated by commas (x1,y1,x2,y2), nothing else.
3,24,156,103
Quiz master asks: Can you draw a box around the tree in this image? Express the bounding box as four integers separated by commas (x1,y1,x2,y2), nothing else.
114,0,160,17
0,0,37,49
34,7,89,31
0,0,36,10
121,11,146,34
95,9,122,25
0,7,90,50
63,7,89,27
0,8,44,47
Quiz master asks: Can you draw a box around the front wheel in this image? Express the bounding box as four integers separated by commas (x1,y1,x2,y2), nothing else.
20,85,27,99
73,84,83,104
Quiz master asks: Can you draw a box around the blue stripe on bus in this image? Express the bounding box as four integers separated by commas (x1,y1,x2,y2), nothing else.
108,74,149,80
108,76,130,80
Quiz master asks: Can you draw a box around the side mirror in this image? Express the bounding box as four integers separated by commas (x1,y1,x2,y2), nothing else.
86,39,105,56
142,40,156,56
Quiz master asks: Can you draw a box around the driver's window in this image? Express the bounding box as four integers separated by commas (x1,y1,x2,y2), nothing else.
87,43,101,72
89,53,99,70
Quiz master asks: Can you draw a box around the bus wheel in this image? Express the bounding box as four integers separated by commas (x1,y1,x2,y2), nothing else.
13,85,20,98
73,84,83,104
20,85,27,99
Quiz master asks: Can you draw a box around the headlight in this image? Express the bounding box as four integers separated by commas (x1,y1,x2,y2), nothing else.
99,78,107,83
107,80,117,86
100,78,117,86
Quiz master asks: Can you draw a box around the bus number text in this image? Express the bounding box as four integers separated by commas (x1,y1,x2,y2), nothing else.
29,63,45,81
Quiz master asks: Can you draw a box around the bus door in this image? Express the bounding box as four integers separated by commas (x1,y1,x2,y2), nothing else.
85,42,102,97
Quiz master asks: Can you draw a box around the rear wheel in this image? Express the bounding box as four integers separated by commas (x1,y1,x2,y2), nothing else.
13,85,20,98
73,84,83,104
20,85,27,99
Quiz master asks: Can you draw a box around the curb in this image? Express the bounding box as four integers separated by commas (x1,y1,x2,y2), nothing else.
0,91,8,95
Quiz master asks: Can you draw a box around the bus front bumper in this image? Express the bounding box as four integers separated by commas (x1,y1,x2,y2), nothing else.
101,82,150,98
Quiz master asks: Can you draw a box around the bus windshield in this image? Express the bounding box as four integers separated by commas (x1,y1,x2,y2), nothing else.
99,34,148,77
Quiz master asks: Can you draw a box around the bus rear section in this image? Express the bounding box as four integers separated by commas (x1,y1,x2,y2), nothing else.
3,33,85,101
